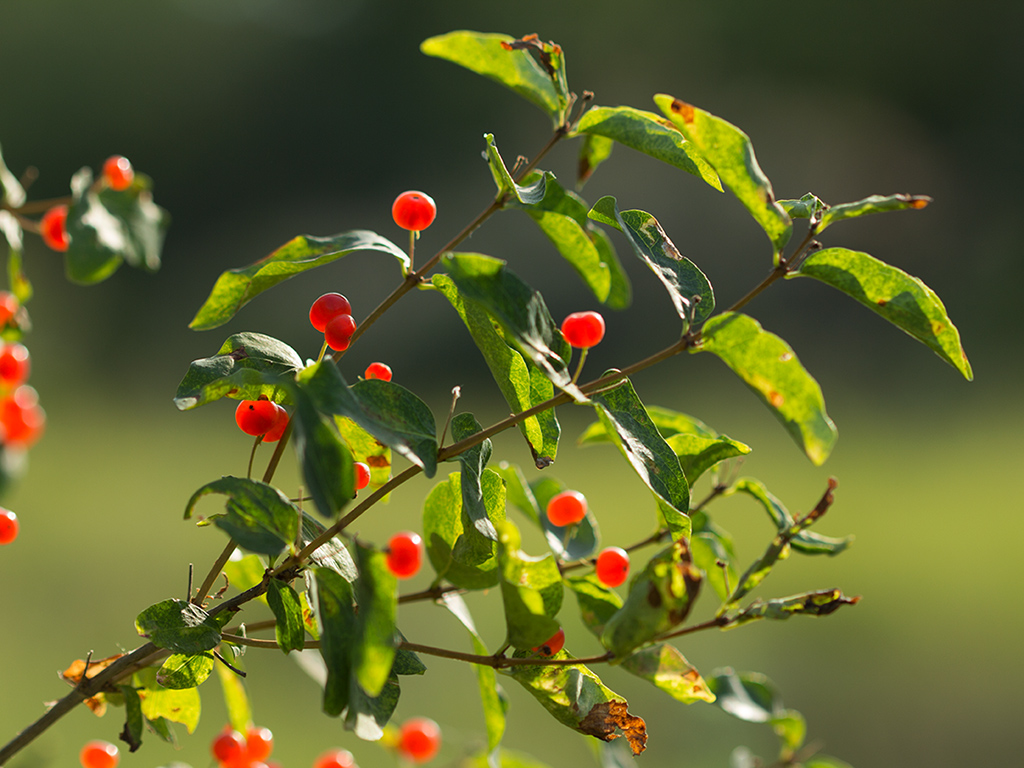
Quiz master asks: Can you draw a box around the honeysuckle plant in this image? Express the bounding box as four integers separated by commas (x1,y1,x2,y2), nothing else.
0,29,971,768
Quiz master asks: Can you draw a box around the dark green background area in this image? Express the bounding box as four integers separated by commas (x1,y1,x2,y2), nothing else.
0,2,1020,768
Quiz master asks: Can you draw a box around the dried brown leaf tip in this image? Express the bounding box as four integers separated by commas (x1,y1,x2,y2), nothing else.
60,653,125,716
670,99,696,124
500,33,562,77
579,700,648,755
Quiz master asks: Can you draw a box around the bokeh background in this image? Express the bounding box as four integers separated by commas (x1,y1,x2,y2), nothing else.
1,1,1021,767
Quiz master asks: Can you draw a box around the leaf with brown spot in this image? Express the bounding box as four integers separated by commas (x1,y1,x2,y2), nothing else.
578,700,647,755
61,653,125,716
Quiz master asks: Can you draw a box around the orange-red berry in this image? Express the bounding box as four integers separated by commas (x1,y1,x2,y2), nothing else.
103,155,134,191
235,399,278,436
364,362,392,381
397,717,441,763
40,205,70,252
595,546,630,587
79,740,119,768
546,489,587,527
0,508,18,545
386,531,423,579
262,403,289,443
314,748,357,768
310,293,352,332
561,311,605,349
324,313,357,352
392,191,437,232
354,461,371,491
211,728,247,764
0,385,45,447
532,627,565,657
245,725,274,762
0,343,30,387
0,292,19,327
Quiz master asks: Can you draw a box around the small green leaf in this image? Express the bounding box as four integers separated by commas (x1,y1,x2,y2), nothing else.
421,31,568,127
290,381,355,519
485,134,550,204
706,668,781,723
618,643,715,704
588,377,690,540
189,230,406,330
732,589,861,628
589,196,714,329
442,253,582,401
778,192,827,221
156,653,215,690
574,105,722,191
771,709,807,760
654,95,792,257
502,653,648,755
352,543,398,699
665,433,751,485
215,657,252,733
118,684,144,752
431,275,560,467
600,539,701,658
137,668,202,734
817,192,931,232
565,574,622,637
510,174,631,309
173,332,302,410
267,579,306,654
789,247,972,380
497,520,563,649
424,471,506,590
697,312,836,465
184,476,300,557
135,599,223,655
299,361,438,478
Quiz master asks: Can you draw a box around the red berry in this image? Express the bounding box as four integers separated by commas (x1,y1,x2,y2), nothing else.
310,293,352,332
546,490,587,527
0,292,19,327
79,740,119,768
397,717,441,763
560,311,605,349
392,191,437,232
595,546,630,588
354,461,370,491
262,403,289,443
235,399,278,436
386,531,423,579
314,748,357,768
211,728,247,764
103,155,134,191
40,205,70,252
0,385,45,447
364,362,392,381
0,508,18,545
0,343,30,387
532,627,565,657
324,313,357,352
245,725,274,762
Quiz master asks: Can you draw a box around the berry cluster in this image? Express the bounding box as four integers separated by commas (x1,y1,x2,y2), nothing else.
39,155,136,253
211,724,278,768
0,293,45,451
235,397,289,442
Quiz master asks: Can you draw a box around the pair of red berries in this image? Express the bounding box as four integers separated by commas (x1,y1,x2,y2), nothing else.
211,724,275,767
234,398,288,442
545,490,630,587
79,740,119,768
39,156,135,253
310,293,357,352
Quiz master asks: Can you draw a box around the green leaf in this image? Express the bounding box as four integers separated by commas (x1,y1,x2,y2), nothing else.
778,192,827,221
423,471,505,590
173,332,302,410
697,312,836,465
344,671,402,742
299,361,438,478
502,652,648,755
189,230,406,330
600,539,701,658
310,567,357,717
618,643,715,704
730,478,853,556
510,174,631,309
215,656,252,733
137,668,202,734
421,31,568,127
817,192,931,232
654,95,792,257
441,593,508,753
527,474,600,560
223,551,268,604
184,476,300,557
462,748,555,768
565,574,622,637
771,708,807,759
577,133,614,188
589,196,714,329
578,405,719,445
156,653,215,690
574,105,722,191
732,589,861,628
352,543,398,698
337,417,392,491
588,377,691,540
301,512,358,579
690,511,739,603
431,274,560,467
665,433,751,485
497,520,563,649
789,247,972,380
135,599,223,655
289,381,355,519
450,413,499,559
485,134,550,204
706,668,781,723
442,252,582,401
267,579,306,654
118,684,144,752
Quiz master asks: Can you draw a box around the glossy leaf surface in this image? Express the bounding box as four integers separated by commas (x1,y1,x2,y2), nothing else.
156,652,215,690
654,95,792,255
578,405,720,444
618,643,715,704
267,579,306,654
790,247,972,379
352,543,398,698
135,599,223,655
190,230,406,330
184,476,300,556
697,312,836,465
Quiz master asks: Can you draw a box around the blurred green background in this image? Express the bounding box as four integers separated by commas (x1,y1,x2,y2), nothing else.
1,1,1021,767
